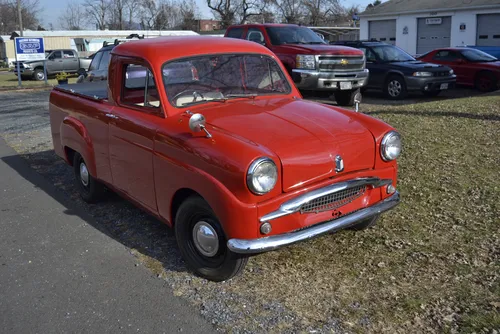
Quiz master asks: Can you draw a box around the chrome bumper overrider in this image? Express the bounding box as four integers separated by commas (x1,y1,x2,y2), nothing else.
227,191,400,254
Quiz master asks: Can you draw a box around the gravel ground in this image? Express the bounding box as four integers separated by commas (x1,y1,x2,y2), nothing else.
1,88,498,333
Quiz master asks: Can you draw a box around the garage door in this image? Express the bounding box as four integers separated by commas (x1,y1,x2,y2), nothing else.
369,20,396,44
417,16,451,54
476,14,500,47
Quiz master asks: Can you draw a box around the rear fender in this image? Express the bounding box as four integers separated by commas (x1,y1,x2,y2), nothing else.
60,116,97,176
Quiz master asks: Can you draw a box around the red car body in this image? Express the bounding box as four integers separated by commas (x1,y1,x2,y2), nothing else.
49,36,401,281
418,47,500,91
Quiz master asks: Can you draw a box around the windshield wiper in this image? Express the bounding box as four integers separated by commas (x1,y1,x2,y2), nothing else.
225,93,258,99
181,98,227,107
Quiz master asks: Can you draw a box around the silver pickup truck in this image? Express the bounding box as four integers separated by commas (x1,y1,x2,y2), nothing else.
13,49,93,81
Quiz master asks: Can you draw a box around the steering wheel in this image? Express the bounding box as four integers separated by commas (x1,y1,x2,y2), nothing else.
172,89,206,103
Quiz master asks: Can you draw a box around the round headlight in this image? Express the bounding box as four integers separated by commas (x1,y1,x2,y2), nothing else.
247,157,277,195
381,131,402,161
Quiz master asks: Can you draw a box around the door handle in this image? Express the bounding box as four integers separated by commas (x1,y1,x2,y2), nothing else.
105,113,119,119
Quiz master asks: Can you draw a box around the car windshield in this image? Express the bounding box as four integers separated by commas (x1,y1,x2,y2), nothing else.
266,26,326,45
163,54,292,108
45,51,51,57
371,45,415,62
461,49,498,62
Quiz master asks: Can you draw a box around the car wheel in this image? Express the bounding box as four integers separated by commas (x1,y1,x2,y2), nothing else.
385,75,407,100
349,214,380,231
73,152,105,203
175,196,248,282
334,88,361,107
423,90,441,97
475,72,497,92
33,69,45,81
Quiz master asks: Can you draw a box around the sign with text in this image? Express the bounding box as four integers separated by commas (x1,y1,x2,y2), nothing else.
15,37,45,61
426,18,442,25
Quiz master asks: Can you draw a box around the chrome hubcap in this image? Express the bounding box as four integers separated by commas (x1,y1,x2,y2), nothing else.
388,80,402,97
36,72,44,80
79,162,89,187
192,221,219,257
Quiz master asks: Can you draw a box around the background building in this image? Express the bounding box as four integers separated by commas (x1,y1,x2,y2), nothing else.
359,0,500,55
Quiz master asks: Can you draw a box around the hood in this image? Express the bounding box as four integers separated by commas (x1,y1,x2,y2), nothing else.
198,98,375,192
280,44,363,56
390,60,449,71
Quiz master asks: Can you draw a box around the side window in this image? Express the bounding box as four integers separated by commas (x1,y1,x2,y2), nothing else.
122,64,161,109
63,50,76,58
50,51,62,60
433,51,459,61
247,28,265,44
226,28,244,39
99,50,111,71
89,51,102,71
364,48,377,62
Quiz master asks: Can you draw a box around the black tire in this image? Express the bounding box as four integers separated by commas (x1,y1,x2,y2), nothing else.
77,68,87,77
33,68,45,81
423,90,441,97
175,196,248,282
73,152,105,203
384,75,407,100
349,214,380,231
475,72,497,92
334,88,360,107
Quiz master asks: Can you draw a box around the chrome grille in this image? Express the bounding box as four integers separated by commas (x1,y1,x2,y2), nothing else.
300,185,366,214
317,55,364,72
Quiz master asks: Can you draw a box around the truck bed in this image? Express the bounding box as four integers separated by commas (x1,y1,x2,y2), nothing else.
56,81,108,100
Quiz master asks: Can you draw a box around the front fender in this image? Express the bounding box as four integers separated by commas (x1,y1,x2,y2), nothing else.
60,116,97,176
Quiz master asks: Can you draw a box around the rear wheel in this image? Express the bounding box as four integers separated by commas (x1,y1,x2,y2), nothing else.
475,72,497,92
350,215,380,231
73,152,105,203
385,75,407,100
175,196,248,282
334,88,361,107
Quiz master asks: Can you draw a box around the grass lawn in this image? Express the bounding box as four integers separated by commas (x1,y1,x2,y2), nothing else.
0,73,77,88
161,93,500,332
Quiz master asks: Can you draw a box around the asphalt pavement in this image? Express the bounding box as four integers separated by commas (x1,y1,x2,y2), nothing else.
0,137,216,333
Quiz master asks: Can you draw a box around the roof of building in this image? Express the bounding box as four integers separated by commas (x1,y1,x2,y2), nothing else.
361,0,500,16
113,36,274,65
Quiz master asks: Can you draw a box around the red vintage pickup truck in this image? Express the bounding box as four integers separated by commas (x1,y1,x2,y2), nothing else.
49,36,401,281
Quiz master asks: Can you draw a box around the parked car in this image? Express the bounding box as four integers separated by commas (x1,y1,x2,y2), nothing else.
13,49,92,81
224,24,369,106
77,44,114,83
465,46,500,59
417,47,500,92
49,36,401,281
334,41,456,99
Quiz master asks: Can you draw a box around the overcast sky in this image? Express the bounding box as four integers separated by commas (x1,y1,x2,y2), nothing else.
37,0,375,29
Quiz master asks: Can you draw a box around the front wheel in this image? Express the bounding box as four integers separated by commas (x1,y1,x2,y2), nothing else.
475,72,497,92
175,196,248,282
33,69,45,81
334,88,361,107
385,75,407,100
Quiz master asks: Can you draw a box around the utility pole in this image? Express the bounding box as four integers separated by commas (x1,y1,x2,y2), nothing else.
17,0,23,36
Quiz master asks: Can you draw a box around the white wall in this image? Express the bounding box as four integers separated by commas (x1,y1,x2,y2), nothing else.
361,8,500,55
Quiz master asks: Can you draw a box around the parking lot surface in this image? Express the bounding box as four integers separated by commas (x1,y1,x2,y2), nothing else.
0,88,498,333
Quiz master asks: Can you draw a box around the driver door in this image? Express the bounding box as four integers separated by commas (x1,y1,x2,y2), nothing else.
47,51,63,73
430,50,468,83
362,47,385,87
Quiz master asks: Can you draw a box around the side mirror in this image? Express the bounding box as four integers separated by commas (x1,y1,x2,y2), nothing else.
189,113,212,138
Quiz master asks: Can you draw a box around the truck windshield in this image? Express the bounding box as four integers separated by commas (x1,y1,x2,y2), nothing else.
266,26,326,45
370,45,415,62
461,49,498,62
163,54,292,108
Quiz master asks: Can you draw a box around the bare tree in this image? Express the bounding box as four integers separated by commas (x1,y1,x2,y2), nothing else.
272,0,303,23
207,0,268,27
84,0,109,30
302,0,343,26
178,0,199,30
139,0,181,30
207,0,237,28
59,1,85,30
0,0,40,34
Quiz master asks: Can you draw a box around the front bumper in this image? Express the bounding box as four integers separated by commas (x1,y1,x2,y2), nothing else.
227,190,400,254
13,68,34,77
405,75,456,92
292,68,369,91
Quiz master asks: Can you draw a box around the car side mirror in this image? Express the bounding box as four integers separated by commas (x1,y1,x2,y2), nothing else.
189,113,212,138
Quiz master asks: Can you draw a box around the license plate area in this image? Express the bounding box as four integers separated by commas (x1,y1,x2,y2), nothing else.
440,83,449,90
340,81,353,90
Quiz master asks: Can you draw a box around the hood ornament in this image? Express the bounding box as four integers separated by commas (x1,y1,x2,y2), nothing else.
335,155,344,173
